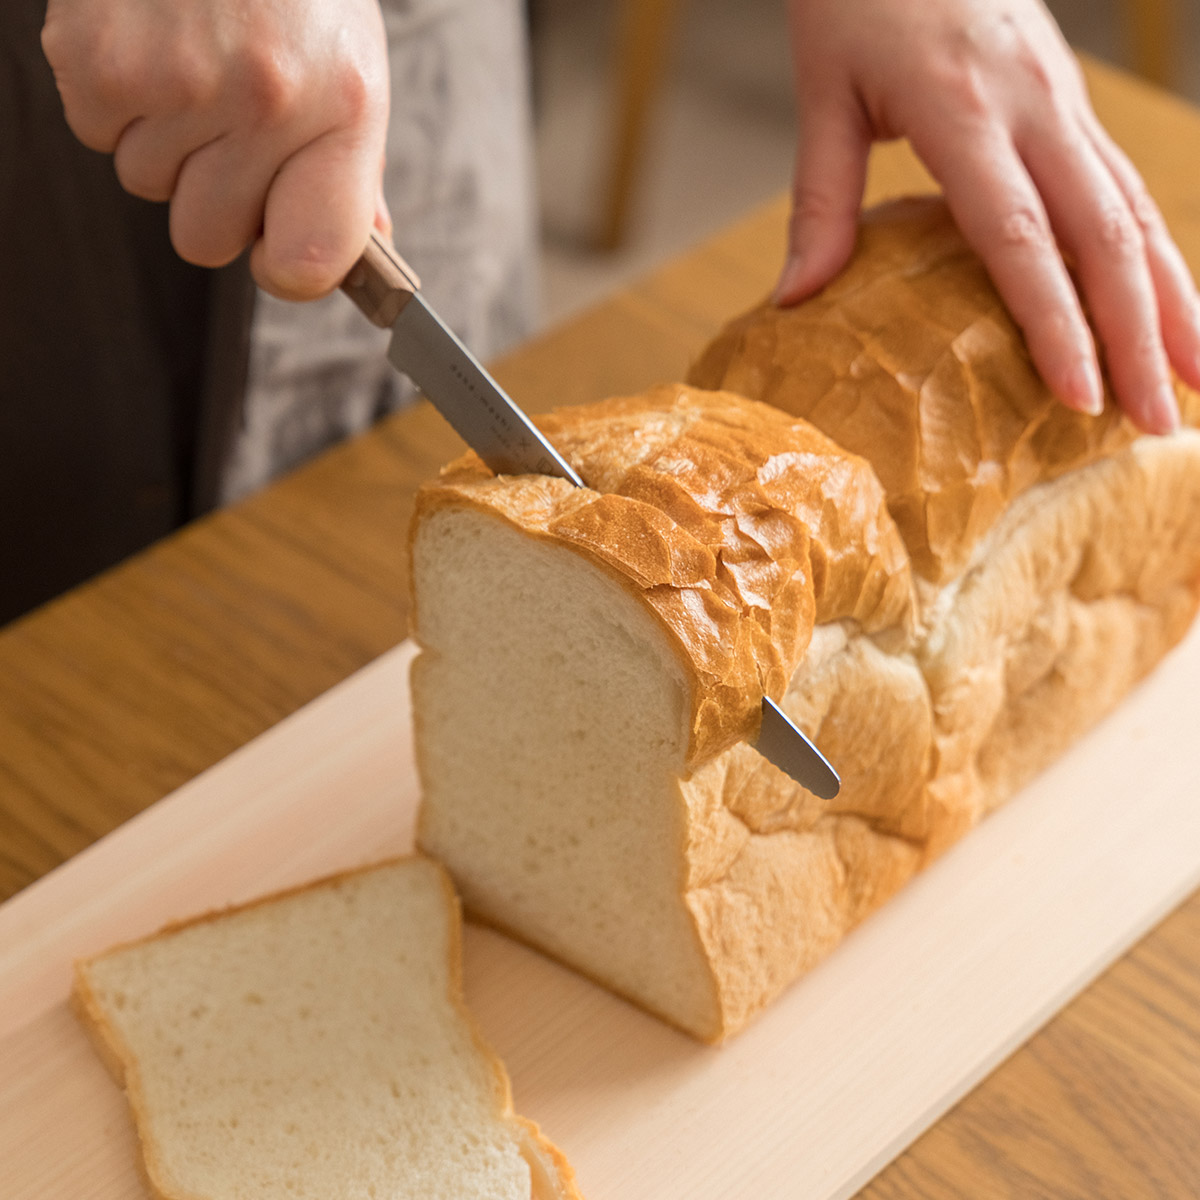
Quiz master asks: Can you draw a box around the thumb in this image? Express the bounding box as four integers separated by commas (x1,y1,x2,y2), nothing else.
374,148,393,238
774,99,870,305
250,126,382,301
374,182,393,239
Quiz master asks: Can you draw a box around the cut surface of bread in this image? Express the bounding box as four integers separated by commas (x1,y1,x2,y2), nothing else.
414,502,721,1034
72,857,581,1200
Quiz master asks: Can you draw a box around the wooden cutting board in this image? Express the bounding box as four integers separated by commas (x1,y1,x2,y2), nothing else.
4,631,1200,1200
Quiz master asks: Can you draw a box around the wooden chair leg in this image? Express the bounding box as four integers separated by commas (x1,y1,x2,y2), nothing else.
596,0,684,251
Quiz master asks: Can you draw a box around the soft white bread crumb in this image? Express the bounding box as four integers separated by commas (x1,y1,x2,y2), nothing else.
72,857,581,1200
414,507,721,1035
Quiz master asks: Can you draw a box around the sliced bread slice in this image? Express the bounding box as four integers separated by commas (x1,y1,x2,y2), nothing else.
72,856,581,1200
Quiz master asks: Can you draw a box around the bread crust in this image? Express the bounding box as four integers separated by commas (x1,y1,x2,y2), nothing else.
689,196,1199,585
413,384,914,766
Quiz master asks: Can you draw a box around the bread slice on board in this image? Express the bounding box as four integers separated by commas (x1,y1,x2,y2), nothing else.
72,856,581,1200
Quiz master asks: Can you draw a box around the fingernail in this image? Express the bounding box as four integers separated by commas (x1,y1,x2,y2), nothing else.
1066,357,1104,415
772,256,803,306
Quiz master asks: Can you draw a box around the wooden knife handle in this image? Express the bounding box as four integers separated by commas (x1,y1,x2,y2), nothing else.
340,231,422,328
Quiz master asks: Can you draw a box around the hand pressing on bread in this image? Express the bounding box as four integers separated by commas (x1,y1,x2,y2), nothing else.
776,0,1200,435
41,0,391,301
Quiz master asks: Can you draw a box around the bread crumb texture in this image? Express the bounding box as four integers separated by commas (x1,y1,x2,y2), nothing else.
412,197,1200,1041
73,858,583,1200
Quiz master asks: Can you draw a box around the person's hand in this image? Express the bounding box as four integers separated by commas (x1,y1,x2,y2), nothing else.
776,0,1200,434
41,0,391,301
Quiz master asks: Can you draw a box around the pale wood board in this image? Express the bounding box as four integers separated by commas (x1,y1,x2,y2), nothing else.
3,629,1200,1200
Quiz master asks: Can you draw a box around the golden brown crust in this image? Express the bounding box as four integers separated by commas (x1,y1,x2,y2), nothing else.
685,814,923,1038
916,434,1200,852
686,437,1200,1037
675,623,934,1038
688,195,1199,584
72,945,182,1200
413,384,914,765
436,870,585,1200
514,1116,586,1200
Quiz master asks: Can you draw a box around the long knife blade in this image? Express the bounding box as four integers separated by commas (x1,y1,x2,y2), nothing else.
341,232,840,798
389,293,583,486
340,232,581,485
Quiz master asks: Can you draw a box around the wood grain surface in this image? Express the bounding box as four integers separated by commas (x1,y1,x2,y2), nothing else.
2,57,1199,1198
4,631,1199,1200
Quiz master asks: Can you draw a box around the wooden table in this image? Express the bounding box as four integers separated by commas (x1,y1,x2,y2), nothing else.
3,59,1199,1197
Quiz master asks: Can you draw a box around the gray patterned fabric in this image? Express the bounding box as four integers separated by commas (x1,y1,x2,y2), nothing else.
217,0,539,503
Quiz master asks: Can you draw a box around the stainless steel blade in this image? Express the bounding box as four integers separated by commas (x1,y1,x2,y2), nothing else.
352,242,840,799
387,293,584,487
756,697,840,799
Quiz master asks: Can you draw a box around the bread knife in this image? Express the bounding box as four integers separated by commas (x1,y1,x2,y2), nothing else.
341,232,841,800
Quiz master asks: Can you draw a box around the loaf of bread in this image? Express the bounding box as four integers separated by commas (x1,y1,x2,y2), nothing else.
411,196,1200,1042
72,857,582,1200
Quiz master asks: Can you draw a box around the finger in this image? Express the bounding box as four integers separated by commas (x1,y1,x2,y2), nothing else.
1022,124,1178,434
249,125,383,300
41,14,134,151
45,69,137,153
375,187,393,237
774,96,871,305
916,128,1104,416
42,14,212,156
1086,122,1200,394
113,111,222,203
168,134,279,268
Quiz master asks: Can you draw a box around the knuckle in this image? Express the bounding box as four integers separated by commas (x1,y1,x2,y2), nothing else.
49,43,134,150
89,55,130,110
929,59,990,122
235,46,301,125
933,21,1019,117
169,220,204,266
789,186,847,231
113,144,174,203
1037,307,1079,349
1125,181,1163,232
1131,326,1165,365
996,206,1052,252
329,60,372,125
1009,36,1080,110
171,224,228,270
39,16,67,67
59,77,125,149
1095,205,1143,257
166,49,221,112
40,8,99,75
113,157,162,202
169,204,229,268
232,36,380,133
1105,325,1168,388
